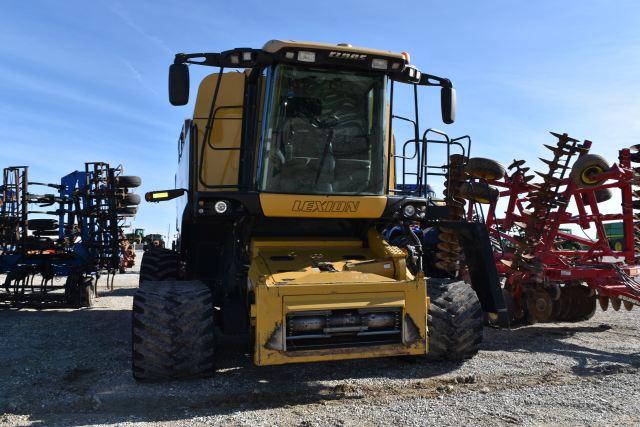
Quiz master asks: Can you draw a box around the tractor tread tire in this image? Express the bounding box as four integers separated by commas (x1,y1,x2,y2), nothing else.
132,280,215,380
139,248,179,284
427,278,484,360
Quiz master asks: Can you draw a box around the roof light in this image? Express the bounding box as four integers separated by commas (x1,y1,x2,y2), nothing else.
229,54,239,65
371,58,388,70
401,51,411,63
242,51,252,61
391,62,401,70
297,51,316,62
285,51,295,59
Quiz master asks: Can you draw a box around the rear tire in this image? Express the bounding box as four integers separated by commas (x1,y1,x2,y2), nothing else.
132,281,215,380
139,248,179,284
427,278,483,360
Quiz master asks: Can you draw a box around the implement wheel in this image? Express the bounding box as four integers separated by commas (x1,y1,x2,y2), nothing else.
64,274,95,308
427,278,483,360
116,175,142,188
27,219,58,231
581,188,613,204
570,154,609,188
465,157,506,181
117,206,138,215
132,281,215,380
139,248,179,284
458,182,500,204
120,193,141,205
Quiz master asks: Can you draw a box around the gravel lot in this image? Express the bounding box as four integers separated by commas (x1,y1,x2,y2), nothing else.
1,260,640,426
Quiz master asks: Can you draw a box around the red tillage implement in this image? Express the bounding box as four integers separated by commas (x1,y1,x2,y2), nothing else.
464,132,640,323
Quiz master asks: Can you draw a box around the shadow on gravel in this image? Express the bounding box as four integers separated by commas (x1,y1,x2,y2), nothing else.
1,303,464,426
482,324,640,376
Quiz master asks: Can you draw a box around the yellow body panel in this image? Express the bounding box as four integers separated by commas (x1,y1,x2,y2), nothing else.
194,72,245,191
259,193,387,218
248,231,428,366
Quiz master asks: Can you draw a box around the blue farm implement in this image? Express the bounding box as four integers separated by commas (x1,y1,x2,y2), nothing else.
0,163,141,307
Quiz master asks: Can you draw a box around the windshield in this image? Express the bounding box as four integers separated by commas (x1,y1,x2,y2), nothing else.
258,65,388,195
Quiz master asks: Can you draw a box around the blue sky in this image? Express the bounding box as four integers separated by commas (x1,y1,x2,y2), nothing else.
1,1,639,238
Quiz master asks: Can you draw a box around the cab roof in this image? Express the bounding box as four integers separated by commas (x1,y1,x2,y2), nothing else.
262,40,405,62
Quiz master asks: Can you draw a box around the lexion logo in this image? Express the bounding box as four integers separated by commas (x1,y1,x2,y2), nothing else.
292,200,360,213
328,51,367,60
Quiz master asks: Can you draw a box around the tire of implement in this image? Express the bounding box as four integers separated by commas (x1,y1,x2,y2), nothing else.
138,248,179,283
120,193,141,205
465,157,506,181
458,181,500,204
116,175,142,188
427,278,484,360
132,280,215,380
569,154,609,188
27,218,58,231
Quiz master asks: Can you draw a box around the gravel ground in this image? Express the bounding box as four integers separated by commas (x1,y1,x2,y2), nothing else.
1,259,640,426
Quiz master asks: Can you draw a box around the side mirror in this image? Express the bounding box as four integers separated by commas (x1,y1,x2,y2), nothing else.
169,64,190,106
441,86,456,124
145,189,187,203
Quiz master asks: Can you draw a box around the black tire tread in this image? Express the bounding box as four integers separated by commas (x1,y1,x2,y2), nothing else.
427,278,484,360
132,280,215,380
139,248,179,284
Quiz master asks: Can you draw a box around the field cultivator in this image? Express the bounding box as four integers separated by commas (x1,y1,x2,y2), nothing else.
0,163,141,307
460,132,640,324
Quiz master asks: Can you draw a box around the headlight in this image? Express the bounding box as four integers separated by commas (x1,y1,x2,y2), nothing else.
403,204,416,218
214,200,228,214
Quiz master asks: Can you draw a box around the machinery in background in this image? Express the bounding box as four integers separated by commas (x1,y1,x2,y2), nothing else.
0,163,141,306
462,132,640,323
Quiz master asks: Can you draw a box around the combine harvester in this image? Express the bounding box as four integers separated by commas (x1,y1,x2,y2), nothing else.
460,132,640,323
135,40,507,380
0,163,141,307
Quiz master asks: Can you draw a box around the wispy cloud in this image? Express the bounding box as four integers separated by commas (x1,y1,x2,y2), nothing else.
120,58,160,96
110,3,172,55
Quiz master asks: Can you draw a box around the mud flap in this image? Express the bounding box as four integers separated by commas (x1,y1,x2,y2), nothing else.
454,221,509,327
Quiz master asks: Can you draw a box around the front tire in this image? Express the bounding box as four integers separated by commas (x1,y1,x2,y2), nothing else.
132,281,215,380
427,278,483,360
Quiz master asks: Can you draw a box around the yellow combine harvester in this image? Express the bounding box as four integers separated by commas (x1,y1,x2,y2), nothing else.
134,40,506,379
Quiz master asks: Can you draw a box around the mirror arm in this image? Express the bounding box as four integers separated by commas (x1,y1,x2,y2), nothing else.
418,73,453,88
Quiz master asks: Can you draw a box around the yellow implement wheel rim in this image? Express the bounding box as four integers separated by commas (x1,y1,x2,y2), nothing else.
580,165,604,185
614,241,623,251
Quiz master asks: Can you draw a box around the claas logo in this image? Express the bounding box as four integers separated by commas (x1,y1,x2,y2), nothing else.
292,200,360,213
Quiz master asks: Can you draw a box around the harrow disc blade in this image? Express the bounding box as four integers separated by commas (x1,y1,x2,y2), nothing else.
611,297,622,311
598,295,609,311
623,300,634,311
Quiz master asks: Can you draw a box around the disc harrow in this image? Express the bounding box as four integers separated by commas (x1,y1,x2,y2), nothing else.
461,132,640,324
